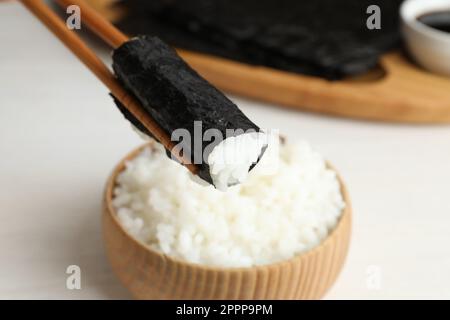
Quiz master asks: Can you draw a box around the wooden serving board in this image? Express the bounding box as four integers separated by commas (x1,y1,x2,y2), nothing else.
87,0,450,123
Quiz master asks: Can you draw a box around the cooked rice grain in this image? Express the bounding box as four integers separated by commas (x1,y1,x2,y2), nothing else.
113,141,345,267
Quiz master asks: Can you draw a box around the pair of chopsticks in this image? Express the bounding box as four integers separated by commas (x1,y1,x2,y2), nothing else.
20,0,198,175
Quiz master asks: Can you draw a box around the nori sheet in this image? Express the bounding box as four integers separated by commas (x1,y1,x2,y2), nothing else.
112,36,262,185
116,0,403,79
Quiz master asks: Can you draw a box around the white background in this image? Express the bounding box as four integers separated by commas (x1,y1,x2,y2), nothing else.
1,1,450,299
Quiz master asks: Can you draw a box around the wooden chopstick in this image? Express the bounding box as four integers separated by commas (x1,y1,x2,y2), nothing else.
55,0,126,48
20,0,198,174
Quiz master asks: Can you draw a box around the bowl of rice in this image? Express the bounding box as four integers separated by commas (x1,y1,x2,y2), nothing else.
103,140,351,300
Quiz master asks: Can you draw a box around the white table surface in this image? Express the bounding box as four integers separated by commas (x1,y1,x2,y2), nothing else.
2,1,450,300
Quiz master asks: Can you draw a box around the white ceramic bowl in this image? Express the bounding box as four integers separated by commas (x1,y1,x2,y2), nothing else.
401,0,450,76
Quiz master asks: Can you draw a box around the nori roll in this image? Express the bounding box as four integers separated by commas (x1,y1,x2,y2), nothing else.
112,35,268,190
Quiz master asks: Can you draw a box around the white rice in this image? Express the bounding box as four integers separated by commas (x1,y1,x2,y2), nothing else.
132,124,269,191
208,131,268,191
113,140,345,267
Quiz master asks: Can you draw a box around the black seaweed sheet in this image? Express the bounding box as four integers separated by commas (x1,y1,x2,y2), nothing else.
117,0,403,79
112,36,262,185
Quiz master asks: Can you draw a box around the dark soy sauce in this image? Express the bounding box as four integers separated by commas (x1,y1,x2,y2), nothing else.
417,11,450,33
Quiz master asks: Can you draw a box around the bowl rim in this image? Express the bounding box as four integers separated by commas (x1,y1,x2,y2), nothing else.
400,0,450,43
104,142,352,273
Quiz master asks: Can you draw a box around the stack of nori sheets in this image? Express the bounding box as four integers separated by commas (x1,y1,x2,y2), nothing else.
117,0,404,79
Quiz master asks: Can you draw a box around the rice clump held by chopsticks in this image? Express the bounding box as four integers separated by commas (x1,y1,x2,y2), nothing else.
113,140,345,267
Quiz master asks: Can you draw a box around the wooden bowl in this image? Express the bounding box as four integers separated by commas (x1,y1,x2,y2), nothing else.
103,144,352,299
